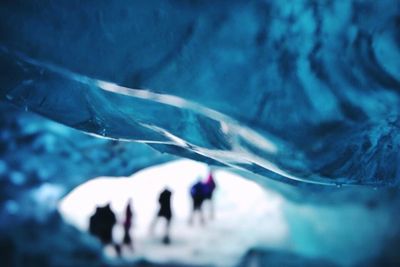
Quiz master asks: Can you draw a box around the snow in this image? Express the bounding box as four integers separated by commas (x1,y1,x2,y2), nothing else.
59,159,288,267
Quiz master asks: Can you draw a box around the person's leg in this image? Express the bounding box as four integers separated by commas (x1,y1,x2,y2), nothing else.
209,196,215,219
123,226,133,250
189,199,196,225
199,204,205,225
149,215,159,235
165,218,171,237
114,243,121,257
163,218,171,244
104,228,121,257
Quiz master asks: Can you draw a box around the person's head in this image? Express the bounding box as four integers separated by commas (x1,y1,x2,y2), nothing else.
207,169,215,180
163,186,172,193
104,202,113,211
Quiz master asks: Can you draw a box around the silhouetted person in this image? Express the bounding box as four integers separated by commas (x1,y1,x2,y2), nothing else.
122,198,134,250
150,188,173,244
89,203,120,255
189,179,206,225
203,171,217,219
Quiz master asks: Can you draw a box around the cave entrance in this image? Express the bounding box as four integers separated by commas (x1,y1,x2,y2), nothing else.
58,159,288,266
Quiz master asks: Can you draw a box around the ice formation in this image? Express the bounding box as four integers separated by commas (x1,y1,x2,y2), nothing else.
0,1,400,266
1,0,400,186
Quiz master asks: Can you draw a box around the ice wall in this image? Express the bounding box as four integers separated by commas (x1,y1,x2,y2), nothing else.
0,104,174,266
1,103,400,267
0,0,399,186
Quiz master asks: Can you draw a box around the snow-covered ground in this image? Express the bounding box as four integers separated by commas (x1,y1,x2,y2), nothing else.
59,159,289,267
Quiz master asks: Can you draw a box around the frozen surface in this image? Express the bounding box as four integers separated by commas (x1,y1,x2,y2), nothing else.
0,0,399,186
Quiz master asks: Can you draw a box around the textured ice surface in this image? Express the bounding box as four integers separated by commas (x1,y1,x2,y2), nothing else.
1,0,400,186
1,105,398,267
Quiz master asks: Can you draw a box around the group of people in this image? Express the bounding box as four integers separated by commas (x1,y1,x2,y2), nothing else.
88,170,217,255
88,198,133,255
189,171,217,225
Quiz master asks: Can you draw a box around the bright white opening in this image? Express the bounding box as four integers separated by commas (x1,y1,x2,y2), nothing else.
59,159,288,267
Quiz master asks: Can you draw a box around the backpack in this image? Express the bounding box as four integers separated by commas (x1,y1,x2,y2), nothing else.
191,182,204,197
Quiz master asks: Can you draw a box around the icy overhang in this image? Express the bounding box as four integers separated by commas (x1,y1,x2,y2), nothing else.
1,1,400,186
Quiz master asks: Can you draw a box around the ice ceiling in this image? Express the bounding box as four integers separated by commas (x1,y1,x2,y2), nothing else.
1,0,399,186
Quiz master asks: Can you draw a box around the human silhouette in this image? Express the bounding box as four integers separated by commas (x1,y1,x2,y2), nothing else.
89,203,120,255
189,178,206,225
203,170,217,219
150,188,173,244
122,198,134,250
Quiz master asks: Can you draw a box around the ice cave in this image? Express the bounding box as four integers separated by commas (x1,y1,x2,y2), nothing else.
1,1,400,266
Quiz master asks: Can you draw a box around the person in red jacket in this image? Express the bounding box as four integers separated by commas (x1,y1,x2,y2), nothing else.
122,198,134,250
203,170,217,219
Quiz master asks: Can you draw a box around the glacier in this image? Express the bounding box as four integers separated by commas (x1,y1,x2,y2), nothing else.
0,0,400,266
1,0,400,186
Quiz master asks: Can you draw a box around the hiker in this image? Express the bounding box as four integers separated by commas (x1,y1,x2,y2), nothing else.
89,203,120,255
150,187,173,244
122,198,134,250
203,170,217,219
189,178,206,225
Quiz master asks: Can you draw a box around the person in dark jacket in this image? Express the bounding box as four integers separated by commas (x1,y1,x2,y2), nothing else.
150,187,173,244
89,203,120,254
189,178,206,225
